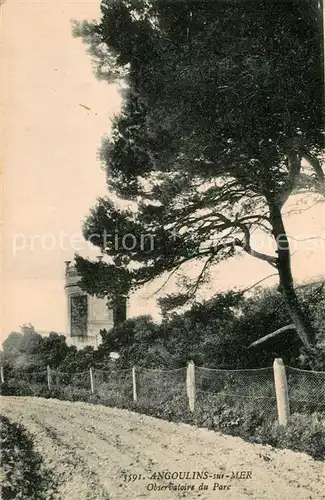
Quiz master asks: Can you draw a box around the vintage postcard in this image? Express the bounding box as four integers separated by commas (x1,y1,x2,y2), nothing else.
1,0,324,498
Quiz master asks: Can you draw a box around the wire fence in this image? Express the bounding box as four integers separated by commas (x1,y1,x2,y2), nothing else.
136,366,188,414
51,370,90,389
93,368,133,406
20,370,48,385
195,366,278,422
1,360,324,424
286,366,325,414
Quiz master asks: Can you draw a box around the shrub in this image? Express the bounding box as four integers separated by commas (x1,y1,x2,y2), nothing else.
0,416,58,499
298,345,325,371
256,413,325,461
1,380,50,398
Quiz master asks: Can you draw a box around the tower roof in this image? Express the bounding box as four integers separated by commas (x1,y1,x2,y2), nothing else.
64,261,81,288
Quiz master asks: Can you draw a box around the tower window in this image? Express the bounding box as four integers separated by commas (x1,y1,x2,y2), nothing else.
113,297,127,327
70,295,88,337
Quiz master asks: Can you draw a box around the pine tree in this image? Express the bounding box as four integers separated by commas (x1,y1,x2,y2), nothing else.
73,0,324,348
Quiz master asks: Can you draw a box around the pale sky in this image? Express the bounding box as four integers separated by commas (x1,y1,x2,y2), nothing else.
1,0,324,342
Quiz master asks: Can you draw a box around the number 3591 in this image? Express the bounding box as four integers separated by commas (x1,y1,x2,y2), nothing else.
122,474,143,482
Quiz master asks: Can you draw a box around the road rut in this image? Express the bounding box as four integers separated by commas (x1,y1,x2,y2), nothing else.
1,397,324,499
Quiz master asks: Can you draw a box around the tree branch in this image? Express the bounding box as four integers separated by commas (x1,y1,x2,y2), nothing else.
282,198,323,216
234,237,278,267
240,273,278,293
248,324,296,348
188,253,215,296
214,212,277,267
149,263,184,297
235,226,277,267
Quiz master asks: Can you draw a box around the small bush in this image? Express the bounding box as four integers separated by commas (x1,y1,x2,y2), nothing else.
54,386,91,403
298,346,325,371
1,380,50,398
0,415,58,499
256,413,325,461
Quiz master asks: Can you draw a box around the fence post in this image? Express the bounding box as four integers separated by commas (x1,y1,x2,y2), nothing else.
186,360,196,413
0,366,4,384
132,366,137,403
273,358,290,426
47,365,51,390
90,367,95,394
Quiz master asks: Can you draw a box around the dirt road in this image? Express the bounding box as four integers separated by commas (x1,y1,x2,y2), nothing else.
1,397,324,499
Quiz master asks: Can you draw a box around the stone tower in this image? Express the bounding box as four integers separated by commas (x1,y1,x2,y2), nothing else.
64,261,126,349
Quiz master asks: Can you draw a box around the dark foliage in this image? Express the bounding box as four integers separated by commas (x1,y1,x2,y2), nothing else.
0,416,58,499
96,282,325,370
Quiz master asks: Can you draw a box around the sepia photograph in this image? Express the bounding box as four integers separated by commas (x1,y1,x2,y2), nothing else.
1,0,325,498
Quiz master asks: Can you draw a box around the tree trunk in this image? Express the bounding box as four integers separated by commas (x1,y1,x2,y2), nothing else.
268,201,316,348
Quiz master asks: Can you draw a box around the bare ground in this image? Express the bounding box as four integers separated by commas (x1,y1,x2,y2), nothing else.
0,396,324,500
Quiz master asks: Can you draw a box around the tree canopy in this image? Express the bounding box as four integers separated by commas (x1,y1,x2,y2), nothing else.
98,281,325,370
1,325,73,370
73,0,324,349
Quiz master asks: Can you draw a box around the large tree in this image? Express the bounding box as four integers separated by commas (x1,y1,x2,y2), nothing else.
73,0,324,349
